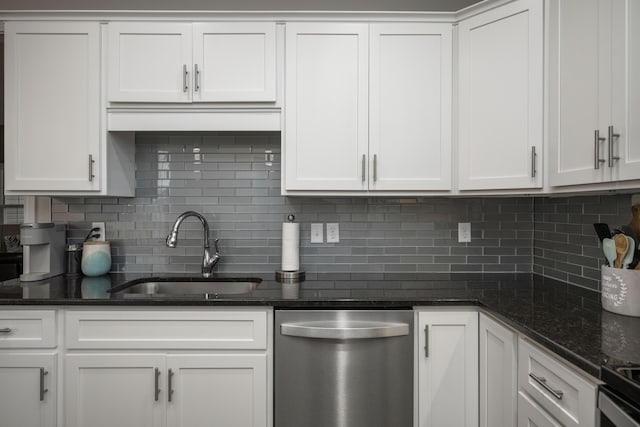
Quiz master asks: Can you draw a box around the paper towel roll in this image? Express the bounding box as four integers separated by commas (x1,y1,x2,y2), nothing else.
281,222,300,271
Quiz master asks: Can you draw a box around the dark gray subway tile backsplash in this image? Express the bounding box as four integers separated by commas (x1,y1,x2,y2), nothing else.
50,132,631,291
533,194,631,291
52,132,534,276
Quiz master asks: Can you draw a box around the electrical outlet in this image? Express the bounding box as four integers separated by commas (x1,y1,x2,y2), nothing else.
327,223,340,243
458,222,471,243
311,223,324,243
91,222,106,242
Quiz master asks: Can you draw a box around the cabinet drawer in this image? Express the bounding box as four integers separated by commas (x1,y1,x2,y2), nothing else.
518,338,597,427
517,391,562,427
65,309,269,350
0,310,57,348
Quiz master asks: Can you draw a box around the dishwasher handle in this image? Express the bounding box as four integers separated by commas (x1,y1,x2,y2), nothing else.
280,321,409,340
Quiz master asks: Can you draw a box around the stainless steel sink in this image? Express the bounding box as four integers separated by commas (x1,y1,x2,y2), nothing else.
107,277,262,299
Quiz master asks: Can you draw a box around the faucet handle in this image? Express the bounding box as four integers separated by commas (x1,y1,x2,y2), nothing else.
213,238,220,254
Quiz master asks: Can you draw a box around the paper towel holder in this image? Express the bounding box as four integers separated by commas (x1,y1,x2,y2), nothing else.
277,214,305,283
276,270,305,283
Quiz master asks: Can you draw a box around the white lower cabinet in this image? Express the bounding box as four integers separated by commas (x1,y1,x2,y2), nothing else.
518,338,598,427
63,309,272,427
166,354,267,427
518,391,562,427
0,353,57,427
64,353,268,427
416,309,478,427
479,313,517,427
0,309,58,427
65,354,165,427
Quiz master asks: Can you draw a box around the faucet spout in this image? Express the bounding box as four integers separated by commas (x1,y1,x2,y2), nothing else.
166,211,220,277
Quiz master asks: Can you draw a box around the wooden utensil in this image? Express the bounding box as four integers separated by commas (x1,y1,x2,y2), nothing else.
614,234,630,268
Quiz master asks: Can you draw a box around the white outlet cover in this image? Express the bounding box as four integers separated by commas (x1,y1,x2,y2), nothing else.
327,223,340,243
311,223,324,243
91,222,106,242
458,222,471,243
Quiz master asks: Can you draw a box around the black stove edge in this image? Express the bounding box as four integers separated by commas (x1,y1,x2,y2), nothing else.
601,365,640,410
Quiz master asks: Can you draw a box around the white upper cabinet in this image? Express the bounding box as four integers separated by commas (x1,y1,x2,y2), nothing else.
108,22,192,103
4,21,135,196
284,22,452,193
4,22,102,192
108,22,276,103
457,0,543,190
284,23,369,191
611,0,640,182
369,23,452,191
549,0,640,186
193,23,276,102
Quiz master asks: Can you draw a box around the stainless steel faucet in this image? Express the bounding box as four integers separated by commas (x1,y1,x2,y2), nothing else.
166,211,220,277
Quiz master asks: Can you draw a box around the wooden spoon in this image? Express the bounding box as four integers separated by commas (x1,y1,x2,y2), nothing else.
614,233,629,268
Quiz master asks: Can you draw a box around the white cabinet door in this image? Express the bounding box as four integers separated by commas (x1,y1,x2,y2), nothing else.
369,23,452,191
479,313,517,427
548,0,610,186
108,22,192,102
166,354,268,427
518,392,562,427
4,21,101,192
417,310,478,427
0,353,56,427
612,0,640,181
193,23,276,102
457,0,543,190
284,23,369,191
65,354,166,427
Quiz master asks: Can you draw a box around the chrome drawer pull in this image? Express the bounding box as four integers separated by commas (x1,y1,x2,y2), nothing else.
168,369,174,402
0,328,12,333
154,367,161,401
608,125,620,167
183,64,189,92
594,130,606,169
39,368,48,401
424,325,429,358
531,146,537,178
529,372,563,400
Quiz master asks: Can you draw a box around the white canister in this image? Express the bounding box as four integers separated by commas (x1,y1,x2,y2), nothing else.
601,265,640,317
81,241,112,277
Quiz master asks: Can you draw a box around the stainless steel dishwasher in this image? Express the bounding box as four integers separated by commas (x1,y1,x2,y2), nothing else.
275,310,414,427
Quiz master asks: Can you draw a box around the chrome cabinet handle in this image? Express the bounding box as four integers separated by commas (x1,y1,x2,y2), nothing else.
154,368,160,401
0,328,11,333
39,368,48,401
373,154,378,182
608,125,620,167
424,325,429,358
88,155,95,182
281,321,409,340
168,369,174,402
194,64,200,92
529,373,563,400
594,130,606,169
361,154,366,182
183,64,189,92
531,146,537,178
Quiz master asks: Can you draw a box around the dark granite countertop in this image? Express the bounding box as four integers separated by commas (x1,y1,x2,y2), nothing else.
1,271,637,380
